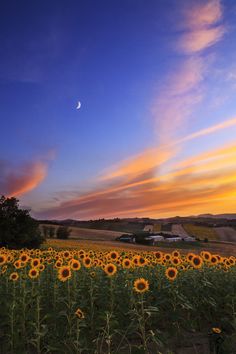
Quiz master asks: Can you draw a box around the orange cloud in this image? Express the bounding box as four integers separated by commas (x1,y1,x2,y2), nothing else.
178,117,236,144
35,139,236,219
0,160,49,198
101,146,175,181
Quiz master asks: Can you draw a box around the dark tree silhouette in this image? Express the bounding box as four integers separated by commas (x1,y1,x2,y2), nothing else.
0,195,44,249
56,226,71,239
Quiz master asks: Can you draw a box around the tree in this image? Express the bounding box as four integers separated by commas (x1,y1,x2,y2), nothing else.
56,226,71,239
48,226,55,238
0,195,44,249
42,225,50,238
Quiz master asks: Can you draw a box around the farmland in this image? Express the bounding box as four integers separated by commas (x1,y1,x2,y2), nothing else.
1,246,236,353
182,224,219,241
40,224,128,241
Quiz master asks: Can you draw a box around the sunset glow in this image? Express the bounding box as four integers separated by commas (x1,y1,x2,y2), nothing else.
1,0,236,219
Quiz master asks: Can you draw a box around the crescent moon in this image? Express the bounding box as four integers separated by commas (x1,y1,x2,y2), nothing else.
76,101,81,109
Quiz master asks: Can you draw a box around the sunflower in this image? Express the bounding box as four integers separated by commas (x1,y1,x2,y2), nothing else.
63,250,71,259
212,327,221,334
58,266,72,282
133,278,149,293
20,253,29,263
14,260,22,269
70,259,81,271
104,263,117,276
202,251,211,262
132,255,140,266
165,267,178,281
191,255,203,269
10,272,19,281
108,251,119,261
31,258,41,268
0,254,7,266
210,255,219,265
1,265,7,274
75,308,85,319
29,268,40,279
172,250,180,258
122,258,132,269
171,257,181,266
138,257,147,267
187,253,194,262
39,264,45,272
55,259,63,268
83,257,92,268
164,253,171,261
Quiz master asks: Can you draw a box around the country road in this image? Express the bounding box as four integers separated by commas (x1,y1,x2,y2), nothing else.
214,227,236,242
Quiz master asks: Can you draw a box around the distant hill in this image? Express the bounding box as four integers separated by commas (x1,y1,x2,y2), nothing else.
38,213,236,233
198,214,236,220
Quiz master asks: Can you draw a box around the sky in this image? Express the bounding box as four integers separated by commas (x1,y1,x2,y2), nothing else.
1,0,236,220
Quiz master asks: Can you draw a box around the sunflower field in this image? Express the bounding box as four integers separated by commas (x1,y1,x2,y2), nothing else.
1,247,236,353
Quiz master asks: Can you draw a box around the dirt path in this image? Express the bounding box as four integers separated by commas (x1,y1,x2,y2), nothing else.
214,227,236,242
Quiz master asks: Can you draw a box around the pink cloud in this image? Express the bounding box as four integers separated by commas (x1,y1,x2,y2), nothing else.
0,159,50,198
179,26,225,54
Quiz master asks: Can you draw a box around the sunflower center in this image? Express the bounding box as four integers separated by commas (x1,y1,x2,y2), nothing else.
62,269,70,277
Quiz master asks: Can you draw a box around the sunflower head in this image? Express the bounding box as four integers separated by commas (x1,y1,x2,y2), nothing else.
0,253,7,265
165,267,178,281
31,258,41,268
138,257,146,267
10,272,19,281
109,251,119,261
104,263,117,276
58,266,72,282
75,308,85,319
29,268,40,279
122,258,132,269
202,251,211,261
70,259,81,271
83,257,92,268
210,255,219,265
212,327,221,334
133,278,149,293
191,255,203,269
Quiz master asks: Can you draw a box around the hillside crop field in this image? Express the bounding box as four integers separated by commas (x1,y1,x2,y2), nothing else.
1,246,236,353
183,224,219,241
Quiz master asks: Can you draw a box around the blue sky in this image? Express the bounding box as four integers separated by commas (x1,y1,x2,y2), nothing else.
1,0,236,219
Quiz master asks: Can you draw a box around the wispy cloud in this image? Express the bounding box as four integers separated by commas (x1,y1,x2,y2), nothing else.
35,114,236,220
152,57,205,141
35,138,236,219
0,156,53,198
179,0,225,54
34,1,232,220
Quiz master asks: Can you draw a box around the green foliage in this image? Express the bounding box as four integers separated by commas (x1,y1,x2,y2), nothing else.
56,226,71,239
1,249,236,353
0,195,44,249
42,225,55,238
